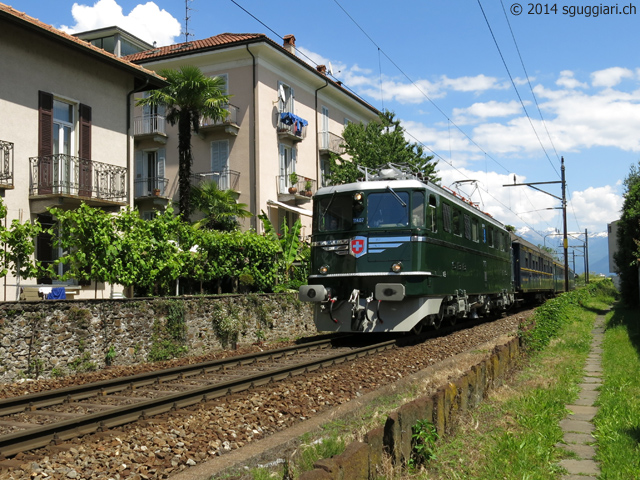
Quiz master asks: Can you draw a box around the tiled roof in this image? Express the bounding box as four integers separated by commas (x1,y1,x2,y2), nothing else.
0,2,166,87
123,33,266,62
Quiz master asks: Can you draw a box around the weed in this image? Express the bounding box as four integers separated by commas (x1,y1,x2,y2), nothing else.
105,345,117,366
409,419,438,468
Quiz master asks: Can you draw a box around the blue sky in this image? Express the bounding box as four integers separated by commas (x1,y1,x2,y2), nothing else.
12,0,640,246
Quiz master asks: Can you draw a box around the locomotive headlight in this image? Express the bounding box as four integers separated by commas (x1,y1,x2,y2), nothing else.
353,192,364,214
391,262,403,273
319,265,330,275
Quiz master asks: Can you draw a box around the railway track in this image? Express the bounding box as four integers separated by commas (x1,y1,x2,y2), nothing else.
0,336,397,458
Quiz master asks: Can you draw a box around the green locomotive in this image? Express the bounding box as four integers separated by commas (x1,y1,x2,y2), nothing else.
299,165,515,333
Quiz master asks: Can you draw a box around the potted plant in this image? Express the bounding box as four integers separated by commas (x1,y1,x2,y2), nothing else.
288,172,298,194
304,179,313,197
152,188,161,196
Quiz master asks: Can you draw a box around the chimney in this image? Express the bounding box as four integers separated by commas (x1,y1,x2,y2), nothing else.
316,64,327,75
283,34,296,55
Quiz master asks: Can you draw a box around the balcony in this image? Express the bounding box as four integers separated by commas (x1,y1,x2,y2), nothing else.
199,104,240,136
277,112,307,142
318,131,345,155
29,154,127,211
133,114,167,143
134,176,169,199
0,140,14,189
191,168,240,191
276,174,316,203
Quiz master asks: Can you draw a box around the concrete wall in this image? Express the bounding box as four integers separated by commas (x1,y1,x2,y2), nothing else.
0,293,315,383
298,337,521,480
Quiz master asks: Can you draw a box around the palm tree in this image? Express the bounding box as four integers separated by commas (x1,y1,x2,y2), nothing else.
191,180,252,231
136,66,230,222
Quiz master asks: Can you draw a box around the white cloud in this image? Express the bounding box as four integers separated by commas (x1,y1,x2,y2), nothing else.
569,185,623,230
60,0,181,47
452,100,524,124
591,67,635,88
437,167,560,232
556,70,588,89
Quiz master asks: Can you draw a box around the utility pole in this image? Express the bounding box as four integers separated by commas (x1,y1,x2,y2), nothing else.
561,158,569,291
503,156,569,291
584,228,590,284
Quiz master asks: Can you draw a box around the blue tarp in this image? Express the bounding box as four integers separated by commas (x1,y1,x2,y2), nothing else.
48,287,66,300
279,112,308,127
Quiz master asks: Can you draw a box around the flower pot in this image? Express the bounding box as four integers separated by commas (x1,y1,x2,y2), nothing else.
288,187,298,194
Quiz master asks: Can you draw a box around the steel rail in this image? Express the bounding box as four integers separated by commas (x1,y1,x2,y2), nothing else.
0,339,396,458
0,338,339,417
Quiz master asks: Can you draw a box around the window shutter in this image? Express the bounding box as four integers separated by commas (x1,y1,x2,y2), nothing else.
135,150,144,197
157,149,166,195
38,91,54,194
78,104,92,197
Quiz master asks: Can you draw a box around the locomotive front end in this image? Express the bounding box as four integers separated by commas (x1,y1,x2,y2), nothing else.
299,178,441,333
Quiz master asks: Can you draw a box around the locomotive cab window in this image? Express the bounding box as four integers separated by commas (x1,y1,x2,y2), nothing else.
316,194,354,232
428,195,437,231
367,191,409,228
412,191,425,228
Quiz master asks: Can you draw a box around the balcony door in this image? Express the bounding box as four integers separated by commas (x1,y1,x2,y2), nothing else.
52,99,74,194
135,149,166,197
279,143,296,193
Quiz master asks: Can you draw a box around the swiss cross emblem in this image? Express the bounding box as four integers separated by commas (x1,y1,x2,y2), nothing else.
350,236,367,258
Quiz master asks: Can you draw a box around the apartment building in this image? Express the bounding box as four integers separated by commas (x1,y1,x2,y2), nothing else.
0,3,166,300
124,33,380,235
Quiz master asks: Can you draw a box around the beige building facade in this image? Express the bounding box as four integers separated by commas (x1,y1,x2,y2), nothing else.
125,33,380,236
0,4,165,300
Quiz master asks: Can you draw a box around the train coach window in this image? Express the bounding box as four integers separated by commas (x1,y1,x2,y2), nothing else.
412,191,425,228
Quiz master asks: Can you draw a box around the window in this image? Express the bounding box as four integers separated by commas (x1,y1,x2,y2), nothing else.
141,91,166,134
442,203,452,232
38,92,92,196
471,218,479,242
279,143,296,193
428,195,437,231
320,106,330,150
452,208,462,236
211,140,230,189
412,191,425,228
278,82,294,113
135,148,166,197
488,227,494,248
367,191,409,228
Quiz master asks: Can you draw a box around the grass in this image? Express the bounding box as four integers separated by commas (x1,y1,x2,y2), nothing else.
594,303,640,478
409,281,617,480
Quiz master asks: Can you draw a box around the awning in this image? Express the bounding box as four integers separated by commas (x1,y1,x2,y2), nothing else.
267,199,313,217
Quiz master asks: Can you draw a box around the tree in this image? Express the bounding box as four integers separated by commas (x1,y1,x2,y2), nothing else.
326,110,439,185
136,66,231,222
191,181,252,231
614,161,640,305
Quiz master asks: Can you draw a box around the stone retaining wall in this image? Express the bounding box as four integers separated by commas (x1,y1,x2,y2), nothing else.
298,337,521,479
0,294,314,383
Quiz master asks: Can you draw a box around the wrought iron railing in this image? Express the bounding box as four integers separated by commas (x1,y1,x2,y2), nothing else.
133,114,166,136
318,131,345,155
276,174,316,196
200,104,240,128
191,168,240,191
134,176,169,198
29,155,127,202
0,140,14,187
